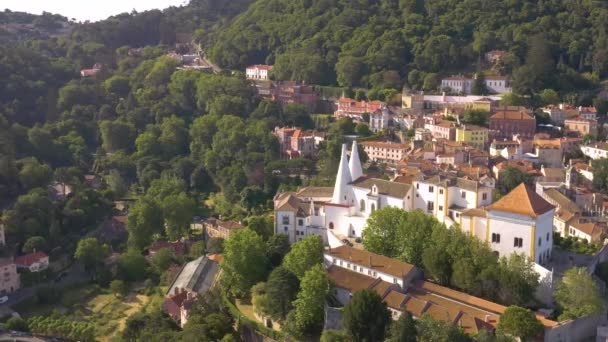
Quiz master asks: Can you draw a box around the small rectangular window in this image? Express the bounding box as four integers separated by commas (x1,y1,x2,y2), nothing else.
461,192,466,199
298,219,303,226
282,216,289,224
429,186,434,193
438,205,444,211
439,189,444,195
482,193,488,201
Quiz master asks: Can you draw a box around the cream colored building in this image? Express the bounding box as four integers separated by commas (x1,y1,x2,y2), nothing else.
361,141,408,164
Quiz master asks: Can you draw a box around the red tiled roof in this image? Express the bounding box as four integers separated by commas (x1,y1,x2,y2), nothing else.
247,64,273,70
80,69,100,77
488,183,554,218
15,252,48,266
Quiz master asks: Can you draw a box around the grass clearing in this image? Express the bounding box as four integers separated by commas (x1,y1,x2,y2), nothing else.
12,283,155,342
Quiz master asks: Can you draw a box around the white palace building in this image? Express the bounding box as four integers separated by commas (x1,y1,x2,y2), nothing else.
274,141,555,265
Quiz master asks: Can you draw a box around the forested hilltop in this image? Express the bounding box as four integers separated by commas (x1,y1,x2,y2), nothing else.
208,0,608,95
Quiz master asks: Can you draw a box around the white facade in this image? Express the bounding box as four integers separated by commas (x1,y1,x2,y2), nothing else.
487,210,553,263
246,65,272,80
581,143,608,160
369,108,390,132
441,76,511,94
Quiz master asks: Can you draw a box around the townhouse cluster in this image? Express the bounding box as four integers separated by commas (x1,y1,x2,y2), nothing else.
274,141,555,265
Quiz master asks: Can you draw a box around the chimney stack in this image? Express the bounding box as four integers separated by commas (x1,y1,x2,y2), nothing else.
369,256,372,267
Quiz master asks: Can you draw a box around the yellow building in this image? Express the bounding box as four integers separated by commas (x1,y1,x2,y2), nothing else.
456,124,488,148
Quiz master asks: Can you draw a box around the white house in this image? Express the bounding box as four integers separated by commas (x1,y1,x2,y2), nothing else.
441,75,511,94
581,142,608,160
369,107,391,132
459,183,555,264
246,65,273,80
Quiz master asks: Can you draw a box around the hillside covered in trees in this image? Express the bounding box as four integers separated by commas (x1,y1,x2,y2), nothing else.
207,0,608,96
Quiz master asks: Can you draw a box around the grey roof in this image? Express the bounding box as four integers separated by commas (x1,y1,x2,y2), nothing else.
350,177,412,198
167,256,220,296
324,306,344,331
544,188,581,214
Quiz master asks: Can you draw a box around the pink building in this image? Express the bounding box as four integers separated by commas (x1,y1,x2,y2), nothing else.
0,259,20,294
274,127,325,159
334,98,385,120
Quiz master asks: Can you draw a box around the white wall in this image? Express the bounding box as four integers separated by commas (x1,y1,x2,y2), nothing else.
487,211,534,259
275,210,296,243
535,210,554,264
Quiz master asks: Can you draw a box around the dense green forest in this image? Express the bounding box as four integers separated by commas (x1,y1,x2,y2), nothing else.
207,0,608,97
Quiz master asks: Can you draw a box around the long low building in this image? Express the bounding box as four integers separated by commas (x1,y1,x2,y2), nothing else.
360,141,408,164
324,246,601,341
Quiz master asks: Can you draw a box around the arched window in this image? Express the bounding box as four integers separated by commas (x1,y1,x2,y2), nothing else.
360,199,365,212
329,222,334,230
371,203,376,213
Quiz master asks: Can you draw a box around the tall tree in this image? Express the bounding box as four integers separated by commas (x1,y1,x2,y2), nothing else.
496,306,543,342
74,237,109,274
161,192,196,240
415,314,471,342
285,264,330,339
127,197,164,250
221,228,269,296
387,312,417,342
282,235,324,279
343,289,391,342
555,267,604,320
262,266,300,321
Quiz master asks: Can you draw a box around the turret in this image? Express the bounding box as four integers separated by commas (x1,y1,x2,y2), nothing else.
349,141,363,181
332,143,352,204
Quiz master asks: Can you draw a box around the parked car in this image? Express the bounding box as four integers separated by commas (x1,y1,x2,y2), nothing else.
341,239,353,247
0,296,8,304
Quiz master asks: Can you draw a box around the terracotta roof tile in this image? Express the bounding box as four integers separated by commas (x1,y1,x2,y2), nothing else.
15,251,48,266
488,183,554,218
326,246,417,279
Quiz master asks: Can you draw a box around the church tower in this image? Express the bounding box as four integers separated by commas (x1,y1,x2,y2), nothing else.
349,140,363,181
332,143,352,204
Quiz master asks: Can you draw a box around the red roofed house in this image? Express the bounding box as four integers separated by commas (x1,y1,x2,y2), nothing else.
489,106,536,139
15,252,49,272
334,98,385,120
274,126,325,159
80,63,102,77
162,289,196,327
246,64,273,80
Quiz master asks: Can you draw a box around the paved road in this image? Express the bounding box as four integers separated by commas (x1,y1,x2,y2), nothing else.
0,332,46,342
1,263,88,309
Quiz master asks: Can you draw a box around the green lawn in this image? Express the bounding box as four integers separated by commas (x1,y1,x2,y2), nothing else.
12,283,158,342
